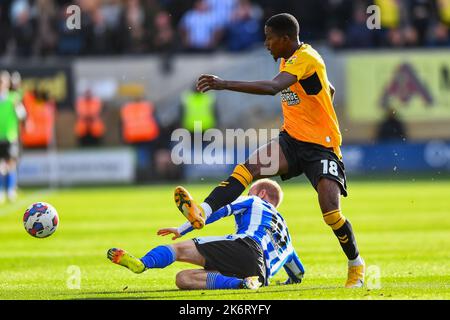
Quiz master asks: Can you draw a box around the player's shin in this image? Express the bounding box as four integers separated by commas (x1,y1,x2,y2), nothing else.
203,164,253,212
322,209,359,260
141,245,176,269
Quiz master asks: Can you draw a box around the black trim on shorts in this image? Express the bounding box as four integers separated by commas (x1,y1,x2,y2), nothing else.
277,131,348,197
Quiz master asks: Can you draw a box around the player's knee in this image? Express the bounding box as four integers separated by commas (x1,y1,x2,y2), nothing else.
173,240,197,261
244,163,259,178
175,270,192,289
317,179,341,211
171,243,186,261
320,197,340,212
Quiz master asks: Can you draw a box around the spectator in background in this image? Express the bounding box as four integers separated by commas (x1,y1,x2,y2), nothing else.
206,0,237,26
120,96,160,182
345,1,376,48
179,83,218,135
179,0,224,52
101,0,123,32
153,10,176,73
83,0,125,55
153,121,183,181
56,4,86,55
160,0,196,28
10,0,34,57
226,0,263,51
34,0,59,57
326,0,354,49
85,4,111,55
289,0,328,41
0,2,12,56
258,0,327,41
430,0,450,46
119,0,149,54
405,0,434,47
373,0,410,47
74,89,105,147
21,89,55,150
143,0,164,48
1,0,450,57
376,107,407,142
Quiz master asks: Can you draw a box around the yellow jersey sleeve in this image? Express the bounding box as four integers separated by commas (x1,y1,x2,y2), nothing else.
280,53,314,81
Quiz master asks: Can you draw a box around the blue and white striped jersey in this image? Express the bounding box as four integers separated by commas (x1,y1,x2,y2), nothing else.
178,196,305,284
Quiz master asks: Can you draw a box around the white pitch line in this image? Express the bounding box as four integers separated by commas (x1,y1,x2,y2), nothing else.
0,189,57,217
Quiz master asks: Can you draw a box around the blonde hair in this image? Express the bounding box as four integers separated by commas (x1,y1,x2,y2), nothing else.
250,178,284,208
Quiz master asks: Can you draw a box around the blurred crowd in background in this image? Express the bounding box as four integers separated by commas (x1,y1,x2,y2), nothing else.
1,0,449,187
1,0,450,59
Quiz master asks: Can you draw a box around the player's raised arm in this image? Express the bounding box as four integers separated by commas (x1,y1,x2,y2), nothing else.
196,72,298,96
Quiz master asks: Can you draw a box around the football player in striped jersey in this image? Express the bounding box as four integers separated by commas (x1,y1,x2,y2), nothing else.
107,179,304,290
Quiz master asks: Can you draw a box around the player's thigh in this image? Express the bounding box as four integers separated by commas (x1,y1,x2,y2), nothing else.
172,240,205,267
303,152,348,212
244,137,289,179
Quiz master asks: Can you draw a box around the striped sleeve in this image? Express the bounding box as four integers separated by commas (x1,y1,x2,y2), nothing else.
178,221,194,236
206,197,254,223
283,251,305,283
206,204,233,222
177,205,233,236
177,205,232,236
228,197,255,214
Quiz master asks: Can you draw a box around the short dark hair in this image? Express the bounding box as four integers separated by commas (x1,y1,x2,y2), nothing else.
265,13,300,39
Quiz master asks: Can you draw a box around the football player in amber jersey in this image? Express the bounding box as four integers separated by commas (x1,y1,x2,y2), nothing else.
175,13,365,288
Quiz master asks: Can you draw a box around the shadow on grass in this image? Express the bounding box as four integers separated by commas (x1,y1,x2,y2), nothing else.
70,285,341,300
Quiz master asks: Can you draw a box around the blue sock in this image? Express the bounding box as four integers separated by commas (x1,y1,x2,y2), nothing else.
140,245,176,269
6,170,17,193
206,272,243,289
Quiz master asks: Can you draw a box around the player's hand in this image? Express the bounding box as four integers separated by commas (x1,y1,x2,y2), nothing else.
157,228,181,240
197,74,226,93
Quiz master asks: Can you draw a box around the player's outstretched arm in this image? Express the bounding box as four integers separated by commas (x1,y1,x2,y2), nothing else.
197,72,297,96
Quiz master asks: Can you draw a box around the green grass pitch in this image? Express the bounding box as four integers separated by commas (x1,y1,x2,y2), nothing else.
0,180,449,300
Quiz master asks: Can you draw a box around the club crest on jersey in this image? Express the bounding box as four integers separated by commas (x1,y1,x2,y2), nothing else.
286,55,297,65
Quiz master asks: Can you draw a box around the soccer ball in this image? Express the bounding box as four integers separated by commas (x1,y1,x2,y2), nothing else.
23,202,59,238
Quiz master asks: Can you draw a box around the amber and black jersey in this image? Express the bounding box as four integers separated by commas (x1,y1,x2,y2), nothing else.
279,43,342,158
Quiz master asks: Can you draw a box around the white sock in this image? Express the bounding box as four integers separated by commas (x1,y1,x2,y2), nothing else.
348,255,364,267
200,202,212,218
